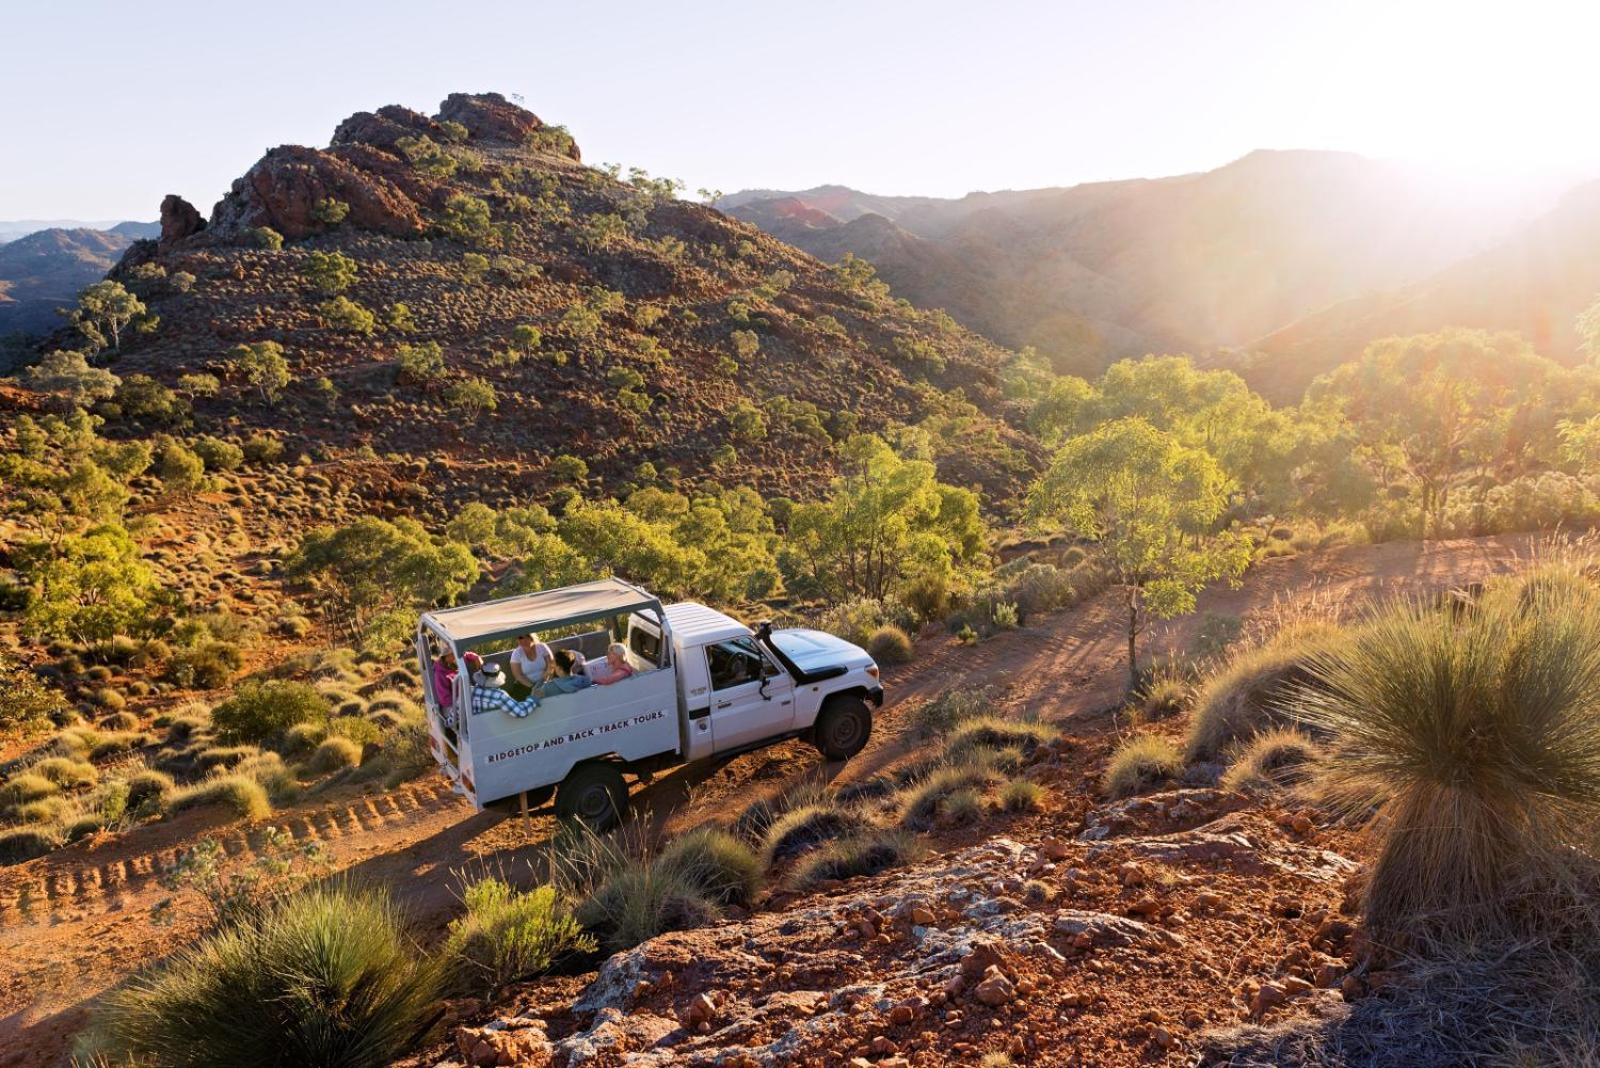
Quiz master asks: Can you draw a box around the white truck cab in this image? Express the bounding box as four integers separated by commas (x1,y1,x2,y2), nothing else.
416,578,883,827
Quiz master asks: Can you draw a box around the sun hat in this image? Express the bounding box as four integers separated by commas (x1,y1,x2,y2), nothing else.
476,662,505,689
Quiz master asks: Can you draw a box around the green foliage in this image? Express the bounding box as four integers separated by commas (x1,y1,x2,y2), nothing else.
438,193,493,242
549,454,588,483
92,885,441,1068
1029,417,1249,684
317,296,377,335
1578,294,1600,361
444,878,593,997
785,435,988,603
443,377,497,418
1297,574,1600,943
24,350,120,410
460,251,490,283
911,686,994,737
730,329,759,360
21,524,162,642
301,250,358,294
396,133,458,177
192,436,244,472
229,341,290,405
285,516,476,639
157,439,206,491
831,253,890,300
72,280,146,352
385,302,417,333
211,681,326,744
250,226,284,250
308,735,363,773
395,340,445,385
178,372,221,397
577,211,631,249
560,303,602,339
0,652,65,738
728,401,767,440
310,198,350,225
1102,733,1182,798
113,374,191,425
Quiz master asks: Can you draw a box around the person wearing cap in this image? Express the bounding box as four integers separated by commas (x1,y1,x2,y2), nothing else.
471,661,541,719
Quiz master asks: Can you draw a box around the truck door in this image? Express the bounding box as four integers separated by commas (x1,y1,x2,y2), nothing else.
704,636,795,751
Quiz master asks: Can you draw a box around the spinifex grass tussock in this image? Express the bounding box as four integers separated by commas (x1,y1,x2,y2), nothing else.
1297,574,1600,945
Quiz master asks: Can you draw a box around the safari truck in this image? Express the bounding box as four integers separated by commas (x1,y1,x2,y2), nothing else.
416,578,883,828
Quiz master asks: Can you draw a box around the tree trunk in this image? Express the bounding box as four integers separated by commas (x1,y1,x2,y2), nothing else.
1126,585,1140,691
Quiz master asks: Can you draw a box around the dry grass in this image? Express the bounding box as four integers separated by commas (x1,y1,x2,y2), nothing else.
1220,728,1322,793
1184,622,1348,761
1103,734,1182,799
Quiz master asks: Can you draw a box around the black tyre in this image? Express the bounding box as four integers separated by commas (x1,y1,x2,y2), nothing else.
555,762,628,831
813,695,872,761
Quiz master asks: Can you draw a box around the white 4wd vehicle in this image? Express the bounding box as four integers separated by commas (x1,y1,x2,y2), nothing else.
417,578,883,827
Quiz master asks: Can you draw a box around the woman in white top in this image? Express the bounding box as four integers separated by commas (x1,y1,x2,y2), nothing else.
510,633,553,689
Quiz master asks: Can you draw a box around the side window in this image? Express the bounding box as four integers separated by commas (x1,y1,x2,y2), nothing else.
707,637,776,690
630,627,662,666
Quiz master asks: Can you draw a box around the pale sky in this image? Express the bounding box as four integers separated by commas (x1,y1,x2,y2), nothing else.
4,0,1597,220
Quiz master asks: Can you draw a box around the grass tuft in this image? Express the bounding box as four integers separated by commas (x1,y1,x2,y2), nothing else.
165,775,271,820
1219,728,1321,793
1184,623,1347,761
1103,734,1183,799
789,828,919,889
443,877,593,997
657,827,762,907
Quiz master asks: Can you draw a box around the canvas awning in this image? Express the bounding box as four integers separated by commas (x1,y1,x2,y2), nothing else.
422,578,662,647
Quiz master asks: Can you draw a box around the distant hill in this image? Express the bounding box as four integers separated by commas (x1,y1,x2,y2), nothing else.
25,93,1037,514
0,219,157,244
1244,180,1600,400
722,153,1551,380
0,227,145,339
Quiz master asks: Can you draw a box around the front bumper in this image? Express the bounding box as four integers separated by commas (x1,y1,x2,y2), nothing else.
866,686,885,707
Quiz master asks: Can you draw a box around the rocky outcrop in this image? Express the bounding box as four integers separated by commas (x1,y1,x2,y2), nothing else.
437,91,544,146
207,144,426,242
158,194,204,248
330,104,438,152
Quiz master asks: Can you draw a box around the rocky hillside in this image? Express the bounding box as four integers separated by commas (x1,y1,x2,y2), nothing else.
0,227,151,343
66,93,1036,517
724,152,1543,381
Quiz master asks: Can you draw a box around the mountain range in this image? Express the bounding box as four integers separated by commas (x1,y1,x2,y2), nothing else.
722,154,1595,399
0,223,158,339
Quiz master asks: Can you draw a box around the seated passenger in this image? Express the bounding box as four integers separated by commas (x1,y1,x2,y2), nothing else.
589,642,635,686
471,662,539,719
510,633,554,690
540,649,594,696
431,647,459,709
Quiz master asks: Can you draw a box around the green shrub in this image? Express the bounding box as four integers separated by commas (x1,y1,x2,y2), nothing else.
32,757,98,789
1184,623,1347,761
999,778,1045,812
0,826,62,864
443,878,594,997
212,681,326,744
164,640,243,689
789,828,918,889
1297,583,1600,944
1102,734,1182,799
762,802,876,867
317,296,377,335
166,775,271,820
309,736,363,774
326,716,381,747
302,250,358,294
657,828,762,907
1,772,60,807
193,436,244,472
865,625,914,665
250,226,283,250
91,885,441,1068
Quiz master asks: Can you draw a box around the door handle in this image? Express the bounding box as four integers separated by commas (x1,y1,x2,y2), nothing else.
715,700,732,709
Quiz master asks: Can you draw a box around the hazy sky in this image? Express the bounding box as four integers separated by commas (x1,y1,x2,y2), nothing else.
4,0,1597,220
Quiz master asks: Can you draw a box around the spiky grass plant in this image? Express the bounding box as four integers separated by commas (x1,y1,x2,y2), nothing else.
762,801,877,866
1219,728,1321,793
789,828,920,889
1185,623,1347,761
91,884,441,1068
1297,580,1600,944
657,827,762,907
1102,734,1182,799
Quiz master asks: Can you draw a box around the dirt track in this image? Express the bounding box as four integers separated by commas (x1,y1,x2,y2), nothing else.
0,535,1532,1065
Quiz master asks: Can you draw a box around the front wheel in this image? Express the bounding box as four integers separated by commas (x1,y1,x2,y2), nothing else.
555,762,628,831
813,695,872,761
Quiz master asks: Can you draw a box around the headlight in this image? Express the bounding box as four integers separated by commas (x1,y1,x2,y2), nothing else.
866,665,879,678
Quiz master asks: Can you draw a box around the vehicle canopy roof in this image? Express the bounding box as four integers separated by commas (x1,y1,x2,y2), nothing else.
423,578,663,647
663,602,752,647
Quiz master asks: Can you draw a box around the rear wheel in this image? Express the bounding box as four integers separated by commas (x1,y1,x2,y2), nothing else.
813,695,872,761
555,762,628,831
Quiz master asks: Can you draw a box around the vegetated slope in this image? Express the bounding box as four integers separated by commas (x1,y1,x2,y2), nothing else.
0,228,143,343
1246,180,1600,402
724,151,1540,378
85,92,1037,517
